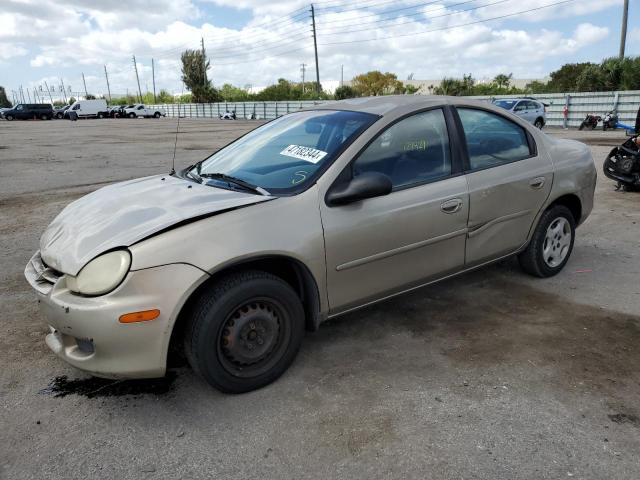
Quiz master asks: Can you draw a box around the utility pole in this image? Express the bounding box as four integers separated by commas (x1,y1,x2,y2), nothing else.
341,64,344,87
310,4,320,95
43,81,54,103
60,78,67,103
104,65,112,102
82,72,88,98
201,37,208,87
300,63,307,93
132,55,143,102
151,58,157,103
619,0,629,59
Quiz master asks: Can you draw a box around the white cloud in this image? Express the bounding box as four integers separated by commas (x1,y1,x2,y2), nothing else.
1,0,624,97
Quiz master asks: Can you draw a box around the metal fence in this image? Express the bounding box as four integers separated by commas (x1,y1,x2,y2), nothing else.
148,100,325,121
148,90,640,128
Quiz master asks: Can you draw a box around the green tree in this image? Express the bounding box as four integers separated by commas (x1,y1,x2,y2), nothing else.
334,85,356,99
493,73,513,90
0,86,11,108
220,83,251,102
68,97,76,105
575,64,608,92
547,63,595,92
352,71,403,96
181,49,221,102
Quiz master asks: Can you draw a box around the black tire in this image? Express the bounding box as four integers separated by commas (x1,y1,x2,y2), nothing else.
578,122,585,131
184,270,305,393
56,113,63,119
98,113,104,119
128,112,136,118
518,205,576,278
40,114,48,120
534,118,544,129
5,114,14,121
154,112,161,118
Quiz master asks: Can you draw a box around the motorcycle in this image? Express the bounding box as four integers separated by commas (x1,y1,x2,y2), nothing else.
603,107,640,190
219,110,236,120
602,111,618,131
579,113,601,130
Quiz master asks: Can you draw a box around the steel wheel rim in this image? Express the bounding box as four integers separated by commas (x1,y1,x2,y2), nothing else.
217,298,289,378
543,217,571,268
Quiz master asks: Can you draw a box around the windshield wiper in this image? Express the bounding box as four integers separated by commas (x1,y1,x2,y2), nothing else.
200,172,269,196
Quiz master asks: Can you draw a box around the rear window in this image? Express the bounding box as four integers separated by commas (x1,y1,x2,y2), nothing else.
493,100,518,110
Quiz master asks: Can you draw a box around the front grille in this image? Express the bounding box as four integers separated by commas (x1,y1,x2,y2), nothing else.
27,252,63,294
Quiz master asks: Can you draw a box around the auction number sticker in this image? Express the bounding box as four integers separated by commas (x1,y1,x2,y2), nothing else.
280,145,328,164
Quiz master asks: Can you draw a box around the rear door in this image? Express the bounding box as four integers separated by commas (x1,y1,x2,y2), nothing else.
455,107,553,266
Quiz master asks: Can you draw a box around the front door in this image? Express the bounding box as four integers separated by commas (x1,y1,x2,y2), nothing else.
455,107,553,266
320,108,469,314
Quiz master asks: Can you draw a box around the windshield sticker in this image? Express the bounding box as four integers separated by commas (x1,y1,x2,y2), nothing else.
280,145,328,164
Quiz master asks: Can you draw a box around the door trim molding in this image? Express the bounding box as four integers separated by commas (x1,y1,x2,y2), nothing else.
467,209,532,239
336,228,468,271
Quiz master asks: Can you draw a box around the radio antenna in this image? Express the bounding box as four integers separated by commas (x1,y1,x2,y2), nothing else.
170,83,185,175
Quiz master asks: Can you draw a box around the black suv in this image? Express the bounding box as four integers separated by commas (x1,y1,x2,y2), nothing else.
2,104,54,121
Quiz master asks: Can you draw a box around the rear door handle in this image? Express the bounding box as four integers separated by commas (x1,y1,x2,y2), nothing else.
441,198,463,214
529,177,545,189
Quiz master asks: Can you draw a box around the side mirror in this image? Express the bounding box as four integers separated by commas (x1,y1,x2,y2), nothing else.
327,172,393,206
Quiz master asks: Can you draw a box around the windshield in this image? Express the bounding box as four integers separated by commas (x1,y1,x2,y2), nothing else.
193,109,377,193
493,99,518,110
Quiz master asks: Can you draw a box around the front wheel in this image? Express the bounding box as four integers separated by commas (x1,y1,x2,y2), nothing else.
534,118,544,129
128,112,136,118
154,112,161,118
518,205,576,278
184,270,305,393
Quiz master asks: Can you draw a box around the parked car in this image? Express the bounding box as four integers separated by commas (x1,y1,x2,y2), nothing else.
2,103,53,120
53,105,70,119
493,98,547,129
123,104,165,118
25,96,596,393
107,105,125,118
65,99,109,119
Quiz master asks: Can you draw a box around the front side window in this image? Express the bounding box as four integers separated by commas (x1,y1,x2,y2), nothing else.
457,108,532,171
16,105,23,111
352,109,451,189
194,110,377,193
72,104,80,110
513,101,527,112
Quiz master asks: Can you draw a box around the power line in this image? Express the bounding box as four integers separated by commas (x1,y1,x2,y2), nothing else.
319,0,512,35
319,0,576,46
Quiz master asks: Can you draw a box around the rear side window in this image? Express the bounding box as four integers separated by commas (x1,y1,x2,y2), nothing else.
457,108,533,171
353,109,451,189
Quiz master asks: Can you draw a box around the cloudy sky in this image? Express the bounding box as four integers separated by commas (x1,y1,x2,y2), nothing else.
1,0,638,101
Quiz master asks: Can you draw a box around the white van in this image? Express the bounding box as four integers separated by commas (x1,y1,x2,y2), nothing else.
67,99,108,119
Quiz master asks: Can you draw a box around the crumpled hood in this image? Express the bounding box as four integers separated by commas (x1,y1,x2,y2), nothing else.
40,174,273,275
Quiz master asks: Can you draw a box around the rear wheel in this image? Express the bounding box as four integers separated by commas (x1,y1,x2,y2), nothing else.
184,270,305,393
98,113,104,119
40,114,48,120
128,112,136,118
154,112,161,118
534,118,544,129
518,205,576,278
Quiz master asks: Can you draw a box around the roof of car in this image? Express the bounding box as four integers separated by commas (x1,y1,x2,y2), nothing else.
313,95,489,116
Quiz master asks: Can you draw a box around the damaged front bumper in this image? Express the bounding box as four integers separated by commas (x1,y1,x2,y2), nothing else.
24,251,206,379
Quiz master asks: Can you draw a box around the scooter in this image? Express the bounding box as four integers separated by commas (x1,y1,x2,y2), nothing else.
579,113,601,130
602,111,618,131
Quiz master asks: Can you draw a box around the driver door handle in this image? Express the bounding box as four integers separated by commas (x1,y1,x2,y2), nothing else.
441,198,463,214
529,177,546,189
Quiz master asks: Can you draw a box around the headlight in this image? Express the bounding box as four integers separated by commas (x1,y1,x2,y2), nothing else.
66,250,131,296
